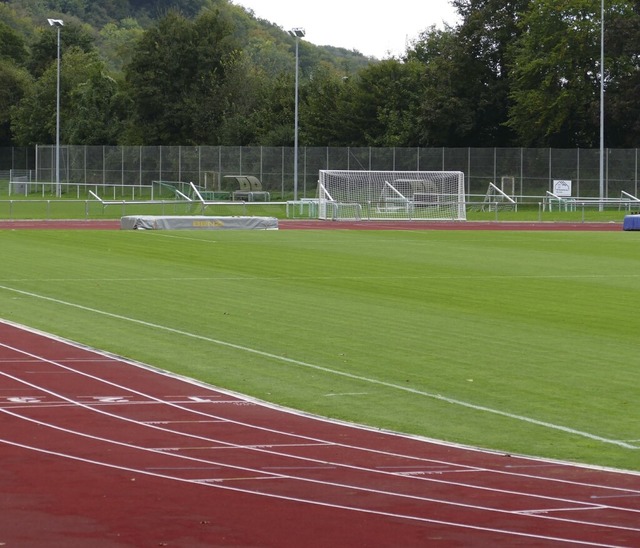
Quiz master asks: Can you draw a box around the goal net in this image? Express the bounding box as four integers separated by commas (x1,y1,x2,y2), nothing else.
317,170,466,221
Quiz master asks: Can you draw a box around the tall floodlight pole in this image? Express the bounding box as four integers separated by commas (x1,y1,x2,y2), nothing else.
289,28,305,201
48,18,64,198
599,0,605,211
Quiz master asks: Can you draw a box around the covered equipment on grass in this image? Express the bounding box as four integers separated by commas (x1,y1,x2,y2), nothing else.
121,215,278,230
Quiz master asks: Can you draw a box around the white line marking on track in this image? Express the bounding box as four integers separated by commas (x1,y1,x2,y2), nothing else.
263,466,337,470
0,436,629,547
399,469,482,476
212,443,334,450
591,494,640,500
153,446,221,451
146,467,222,470
199,476,281,483
0,284,635,450
518,506,607,515
142,420,226,424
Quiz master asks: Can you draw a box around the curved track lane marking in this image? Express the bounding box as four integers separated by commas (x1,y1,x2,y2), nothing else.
2,378,639,546
2,337,640,503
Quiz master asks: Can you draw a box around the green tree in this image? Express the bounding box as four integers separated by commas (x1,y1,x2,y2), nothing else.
446,0,530,146
249,71,295,146
29,20,96,78
407,26,476,146
11,48,120,145
507,0,610,146
0,20,29,65
0,60,32,145
123,9,241,144
204,50,264,145
301,64,353,146
340,59,423,147
65,66,125,144
600,1,640,146
0,18,32,145
128,0,206,18
97,18,144,72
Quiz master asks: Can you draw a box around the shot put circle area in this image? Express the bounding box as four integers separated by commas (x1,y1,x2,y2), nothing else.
1,219,639,547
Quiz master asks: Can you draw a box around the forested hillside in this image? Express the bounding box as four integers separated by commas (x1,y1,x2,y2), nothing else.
1,0,640,149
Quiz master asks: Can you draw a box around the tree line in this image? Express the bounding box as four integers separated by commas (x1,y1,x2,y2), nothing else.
1,0,639,150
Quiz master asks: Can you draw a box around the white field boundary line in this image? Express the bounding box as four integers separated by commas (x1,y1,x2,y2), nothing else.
3,336,640,513
0,283,636,451
2,272,640,283
2,380,640,541
0,439,621,548
3,343,640,529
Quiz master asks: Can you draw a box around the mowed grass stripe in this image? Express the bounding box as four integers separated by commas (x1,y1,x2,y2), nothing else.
0,229,638,470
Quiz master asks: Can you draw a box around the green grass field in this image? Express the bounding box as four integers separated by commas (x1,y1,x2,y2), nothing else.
0,227,639,471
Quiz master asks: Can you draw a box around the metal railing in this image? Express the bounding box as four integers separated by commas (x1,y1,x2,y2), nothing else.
0,197,634,223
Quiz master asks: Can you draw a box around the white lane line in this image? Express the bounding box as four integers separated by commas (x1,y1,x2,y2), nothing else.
211,443,333,450
142,420,227,424
324,392,369,397
517,506,607,515
2,273,640,283
0,400,245,411
0,284,635,450
591,494,640,500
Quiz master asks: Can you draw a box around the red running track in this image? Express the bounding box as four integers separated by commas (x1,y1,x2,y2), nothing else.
1,320,640,546
0,219,624,231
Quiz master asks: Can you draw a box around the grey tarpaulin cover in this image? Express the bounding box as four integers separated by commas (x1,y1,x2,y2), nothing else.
121,215,278,230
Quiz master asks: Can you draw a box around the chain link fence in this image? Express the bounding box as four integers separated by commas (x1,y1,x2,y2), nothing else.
2,145,639,200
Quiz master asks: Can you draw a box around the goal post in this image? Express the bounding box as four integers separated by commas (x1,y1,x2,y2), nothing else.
317,170,466,221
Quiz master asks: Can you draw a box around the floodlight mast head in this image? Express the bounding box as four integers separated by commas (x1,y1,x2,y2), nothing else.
48,18,64,27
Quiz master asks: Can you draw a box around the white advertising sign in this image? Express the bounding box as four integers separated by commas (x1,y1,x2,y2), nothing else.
553,180,572,197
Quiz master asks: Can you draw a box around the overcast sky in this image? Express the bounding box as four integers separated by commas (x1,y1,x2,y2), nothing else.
230,1,460,59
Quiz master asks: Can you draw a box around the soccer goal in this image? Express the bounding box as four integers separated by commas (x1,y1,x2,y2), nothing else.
317,170,466,221
481,182,517,212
